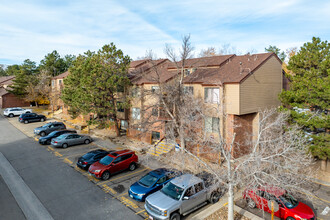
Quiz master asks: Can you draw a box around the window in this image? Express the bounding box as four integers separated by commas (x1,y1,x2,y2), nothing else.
184,187,194,197
151,86,159,94
132,108,140,120
204,88,219,103
194,183,204,193
157,176,167,184
184,69,191,77
184,86,194,95
117,102,124,112
131,87,140,97
152,108,158,117
205,117,220,133
59,79,62,85
51,80,55,87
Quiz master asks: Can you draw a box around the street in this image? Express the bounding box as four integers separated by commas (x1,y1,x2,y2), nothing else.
0,114,142,220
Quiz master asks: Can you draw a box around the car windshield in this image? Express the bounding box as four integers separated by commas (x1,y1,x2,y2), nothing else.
279,193,298,209
161,182,184,200
42,123,51,128
48,131,58,137
99,156,114,166
56,134,67,140
138,173,158,187
82,153,94,160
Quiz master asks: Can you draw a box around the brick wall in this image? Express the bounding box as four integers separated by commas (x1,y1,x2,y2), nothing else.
1,93,30,108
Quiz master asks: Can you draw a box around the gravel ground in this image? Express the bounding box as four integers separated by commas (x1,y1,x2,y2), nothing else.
206,206,250,220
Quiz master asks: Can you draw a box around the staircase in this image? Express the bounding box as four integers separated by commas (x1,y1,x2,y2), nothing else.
147,139,177,157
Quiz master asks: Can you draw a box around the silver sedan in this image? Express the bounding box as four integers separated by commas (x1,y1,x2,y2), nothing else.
51,133,93,148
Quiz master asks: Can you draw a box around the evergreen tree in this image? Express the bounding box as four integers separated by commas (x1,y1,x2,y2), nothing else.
62,43,131,136
0,64,7,76
5,64,20,76
39,50,67,77
8,59,38,98
279,37,330,159
265,45,286,62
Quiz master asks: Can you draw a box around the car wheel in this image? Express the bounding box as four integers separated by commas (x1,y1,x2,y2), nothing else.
26,111,30,114
40,131,46,137
209,191,220,204
47,140,51,145
62,143,68,149
24,120,28,124
170,212,180,220
40,118,45,122
9,114,14,118
101,171,110,180
286,218,295,220
129,163,137,171
247,198,256,209
84,139,90,144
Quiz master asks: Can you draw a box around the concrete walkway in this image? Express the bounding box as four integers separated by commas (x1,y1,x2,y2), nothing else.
0,152,54,220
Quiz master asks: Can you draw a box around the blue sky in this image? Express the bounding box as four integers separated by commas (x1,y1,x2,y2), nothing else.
0,0,329,65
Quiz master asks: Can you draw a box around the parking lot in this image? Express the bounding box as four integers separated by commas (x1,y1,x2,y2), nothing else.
5,114,330,220
6,116,153,219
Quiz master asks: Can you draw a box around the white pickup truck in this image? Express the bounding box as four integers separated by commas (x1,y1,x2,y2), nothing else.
4,107,32,117
145,173,223,220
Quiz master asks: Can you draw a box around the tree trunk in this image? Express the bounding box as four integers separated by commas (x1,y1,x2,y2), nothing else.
228,182,234,220
114,120,120,137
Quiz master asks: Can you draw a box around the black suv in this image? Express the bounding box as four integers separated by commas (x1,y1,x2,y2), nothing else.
19,113,46,124
38,129,77,145
34,122,66,136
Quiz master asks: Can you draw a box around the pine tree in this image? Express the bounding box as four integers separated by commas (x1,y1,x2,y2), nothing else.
280,37,330,159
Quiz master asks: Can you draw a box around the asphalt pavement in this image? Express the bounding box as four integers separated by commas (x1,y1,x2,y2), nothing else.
0,114,142,220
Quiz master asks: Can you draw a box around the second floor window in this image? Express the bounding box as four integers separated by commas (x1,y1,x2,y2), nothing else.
59,79,62,85
184,86,194,95
51,80,55,87
151,86,159,94
204,116,219,133
131,87,140,97
204,88,219,104
132,108,140,120
117,102,124,112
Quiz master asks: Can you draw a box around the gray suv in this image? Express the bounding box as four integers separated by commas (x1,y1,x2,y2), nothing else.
34,122,66,136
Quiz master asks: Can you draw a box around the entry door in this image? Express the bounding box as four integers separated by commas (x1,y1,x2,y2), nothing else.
151,131,160,144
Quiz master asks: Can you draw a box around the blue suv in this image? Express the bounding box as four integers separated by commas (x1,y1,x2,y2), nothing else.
128,168,181,202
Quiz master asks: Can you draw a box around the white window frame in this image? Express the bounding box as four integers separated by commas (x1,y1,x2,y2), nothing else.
204,88,219,104
132,107,141,120
204,116,220,133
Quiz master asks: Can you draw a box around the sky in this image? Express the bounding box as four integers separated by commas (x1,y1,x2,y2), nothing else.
0,0,329,65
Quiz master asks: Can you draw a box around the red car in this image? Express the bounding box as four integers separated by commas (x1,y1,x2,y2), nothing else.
243,187,315,220
88,150,138,180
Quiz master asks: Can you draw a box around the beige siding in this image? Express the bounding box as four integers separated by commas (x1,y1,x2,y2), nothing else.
240,56,282,114
224,84,240,115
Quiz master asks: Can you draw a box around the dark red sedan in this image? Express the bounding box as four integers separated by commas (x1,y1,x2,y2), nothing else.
88,150,138,180
243,187,315,220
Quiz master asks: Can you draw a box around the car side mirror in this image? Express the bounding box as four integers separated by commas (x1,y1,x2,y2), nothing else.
183,196,189,200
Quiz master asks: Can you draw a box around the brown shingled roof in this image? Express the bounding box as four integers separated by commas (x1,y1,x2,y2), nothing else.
183,53,279,85
52,71,70,79
0,87,9,96
129,59,149,69
0,76,15,85
167,54,235,69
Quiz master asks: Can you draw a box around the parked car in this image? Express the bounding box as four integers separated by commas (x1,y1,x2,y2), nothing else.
4,107,32,117
129,168,182,202
18,113,46,124
145,173,223,220
51,133,92,148
77,149,113,170
34,122,66,136
243,186,315,220
38,130,77,145
88,150,138,180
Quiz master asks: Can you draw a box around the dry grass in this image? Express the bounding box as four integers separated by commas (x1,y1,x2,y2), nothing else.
206,206,250,220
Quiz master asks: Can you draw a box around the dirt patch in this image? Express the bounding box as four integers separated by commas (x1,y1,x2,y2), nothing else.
206,206,250,220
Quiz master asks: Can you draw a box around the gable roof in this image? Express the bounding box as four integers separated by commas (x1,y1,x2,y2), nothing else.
167,54,235,69
183,53,279,85
52,71,70,80
0,87,9,96
0,76,15,85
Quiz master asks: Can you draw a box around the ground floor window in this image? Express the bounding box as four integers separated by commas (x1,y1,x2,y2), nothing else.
152,131,160,143
204,116,219,133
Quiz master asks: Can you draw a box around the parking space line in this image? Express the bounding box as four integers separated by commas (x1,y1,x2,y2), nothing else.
120,196,139,209
299,191,330,204
63,158,73,165
54,152,63,157
47,146,54,151
101,184,117,195
97,168,149,186
135,209,146,215
113,192,128,199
